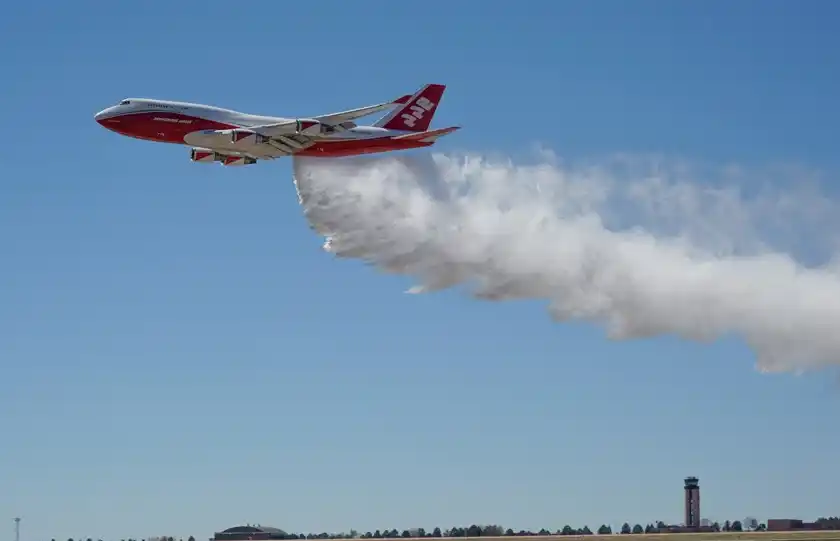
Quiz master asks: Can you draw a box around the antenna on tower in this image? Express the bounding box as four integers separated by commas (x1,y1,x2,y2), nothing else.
14,517,21,541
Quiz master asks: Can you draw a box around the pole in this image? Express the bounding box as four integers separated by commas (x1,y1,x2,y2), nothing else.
14,518,20,541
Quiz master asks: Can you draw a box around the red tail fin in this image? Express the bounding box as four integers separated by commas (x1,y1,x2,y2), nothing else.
374,84,446,132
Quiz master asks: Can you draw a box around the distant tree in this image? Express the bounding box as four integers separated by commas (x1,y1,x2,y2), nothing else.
597,526,611,535
402,531,410,538
504,530,514,537
482,526,504,537
643,525,653,534
631,525,643,534
655,522,666,530
580,526,592,535
432,529,442,538
620,523,631,535
363,533,372,539
189,536,196,541
561,526,573,536
731,521,743,532
373,531,382,538
466,525,481,537
756,524,767,532
711,523,720,532
723,520,732,532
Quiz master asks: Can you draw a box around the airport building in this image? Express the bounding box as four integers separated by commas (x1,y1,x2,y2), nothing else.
767,518,840,532
211,526,289,541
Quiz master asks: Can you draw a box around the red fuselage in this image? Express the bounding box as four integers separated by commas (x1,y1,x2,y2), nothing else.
94,99,438,158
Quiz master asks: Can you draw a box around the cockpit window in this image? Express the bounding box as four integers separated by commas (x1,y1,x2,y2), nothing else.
120,100,131,105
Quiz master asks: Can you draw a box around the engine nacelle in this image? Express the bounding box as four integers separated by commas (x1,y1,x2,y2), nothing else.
190,148,220,163
190,148,257,166
222,156,258,166
230,129,270,146
294,119,323,136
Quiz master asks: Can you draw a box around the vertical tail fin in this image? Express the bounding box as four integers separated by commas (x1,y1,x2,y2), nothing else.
374,83,446,132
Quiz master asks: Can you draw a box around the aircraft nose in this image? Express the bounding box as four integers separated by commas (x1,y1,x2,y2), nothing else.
94,106,116,124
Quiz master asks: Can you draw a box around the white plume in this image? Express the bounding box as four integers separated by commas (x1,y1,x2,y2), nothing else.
292,151,840,373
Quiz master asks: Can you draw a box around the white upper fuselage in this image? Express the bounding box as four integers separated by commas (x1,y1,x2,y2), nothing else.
94,98,398,137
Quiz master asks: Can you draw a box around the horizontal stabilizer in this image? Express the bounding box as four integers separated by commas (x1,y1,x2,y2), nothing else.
392,126,460,143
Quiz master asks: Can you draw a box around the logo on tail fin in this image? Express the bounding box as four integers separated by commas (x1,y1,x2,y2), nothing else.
375,83,446,132
401,97,436,128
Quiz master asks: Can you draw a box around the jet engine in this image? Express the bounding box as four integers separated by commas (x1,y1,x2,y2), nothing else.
190,148,257,166
230,129,270,146
293,119,323,136
222,156,258,166
190,148,221,162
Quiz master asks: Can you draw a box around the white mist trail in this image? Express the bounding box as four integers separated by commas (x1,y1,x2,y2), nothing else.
292,151,840,373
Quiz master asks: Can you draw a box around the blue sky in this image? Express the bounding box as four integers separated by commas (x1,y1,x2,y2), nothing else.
2,1,840,540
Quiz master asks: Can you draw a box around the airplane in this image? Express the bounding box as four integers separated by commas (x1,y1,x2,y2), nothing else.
94,83,459,166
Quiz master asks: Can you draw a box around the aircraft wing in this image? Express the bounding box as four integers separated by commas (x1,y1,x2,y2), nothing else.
245,94,412,140
313,94,411,126
210,91,414,158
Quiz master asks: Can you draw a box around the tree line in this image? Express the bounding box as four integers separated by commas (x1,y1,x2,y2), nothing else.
47,516,840,541
44,520,759,541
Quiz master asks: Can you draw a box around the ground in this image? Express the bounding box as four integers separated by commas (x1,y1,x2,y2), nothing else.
404,533,840,541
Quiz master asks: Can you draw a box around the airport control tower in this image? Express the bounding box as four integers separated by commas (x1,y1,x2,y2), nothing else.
684,477,700,529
